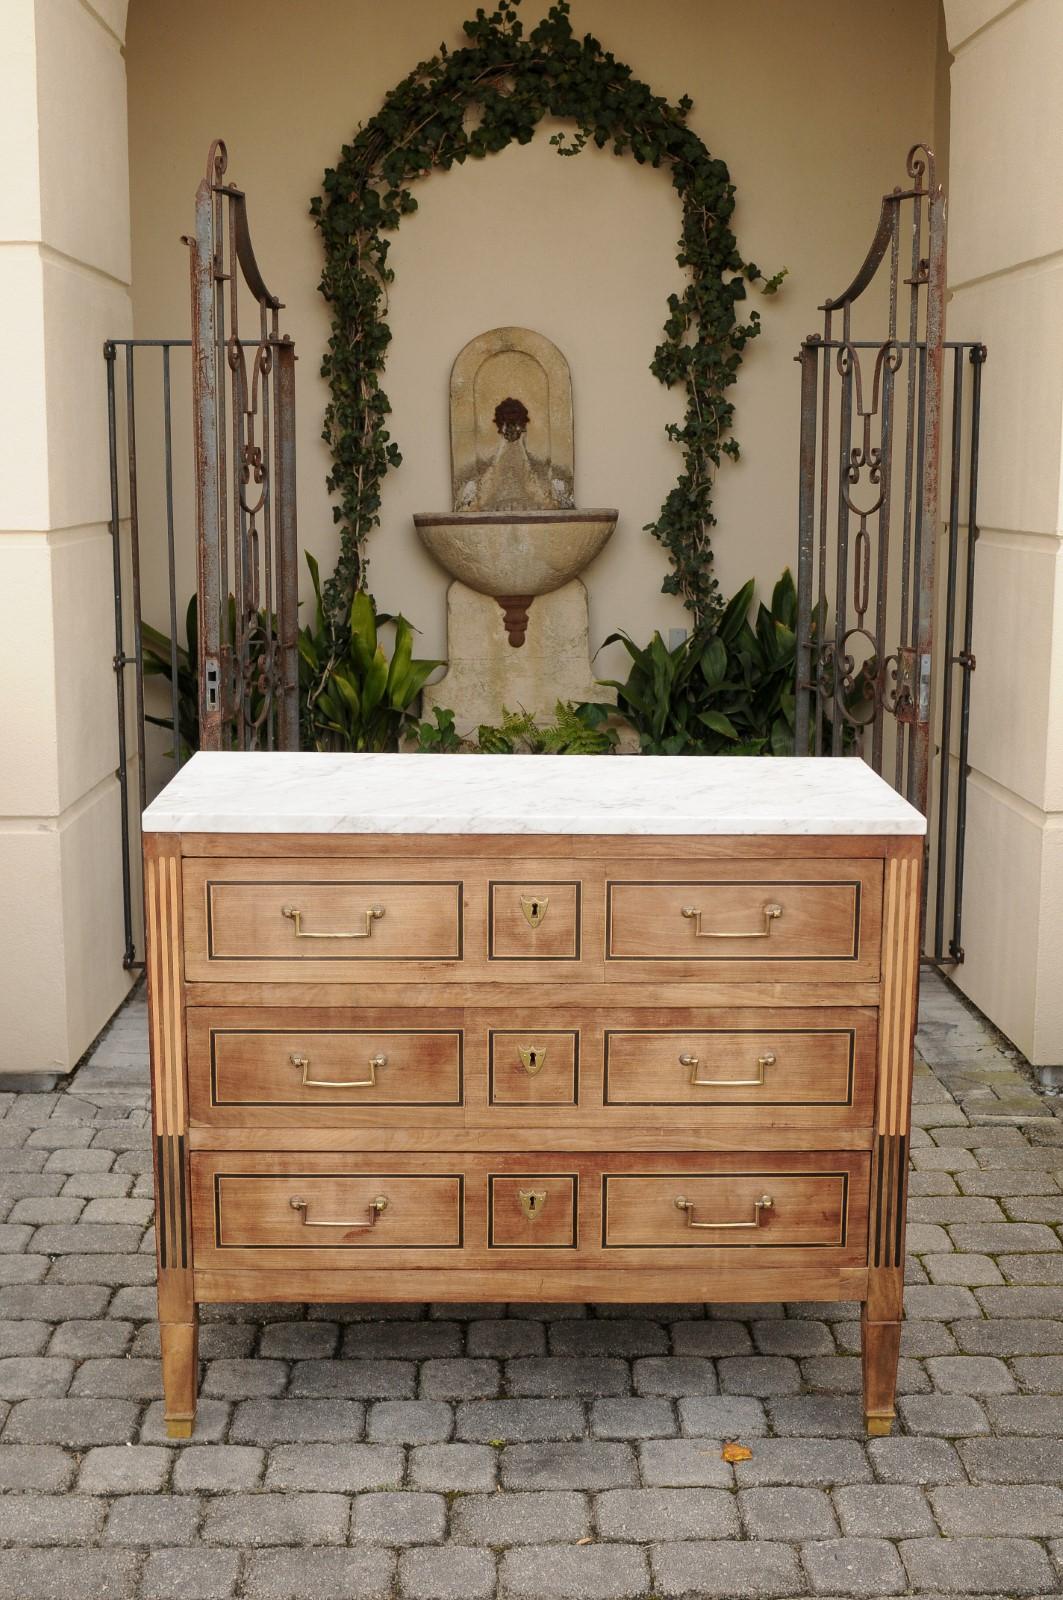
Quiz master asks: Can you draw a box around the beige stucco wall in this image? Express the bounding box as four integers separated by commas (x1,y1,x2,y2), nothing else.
942,0,1063,1065
125,0,947,687
0,0,133,1074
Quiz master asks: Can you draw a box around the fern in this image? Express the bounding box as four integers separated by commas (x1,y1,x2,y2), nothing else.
539,701,617,755
475,701,617,755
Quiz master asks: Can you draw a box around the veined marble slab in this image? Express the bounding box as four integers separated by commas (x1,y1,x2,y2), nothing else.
142,752,926,836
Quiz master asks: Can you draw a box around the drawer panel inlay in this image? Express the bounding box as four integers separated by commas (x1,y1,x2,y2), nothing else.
604,859,882,982
604,1029,856,1108
489,880,581,960
489,1030,579,1106
206,878,462,962
603,1169,852,1249
206,1029,463,1110
488,1174,578,1247
608,879,859,960
213,1173,464,1249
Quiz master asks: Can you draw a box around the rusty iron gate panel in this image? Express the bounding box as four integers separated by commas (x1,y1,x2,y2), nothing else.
793,145,985,964
105,142,300,966
188,139,299,752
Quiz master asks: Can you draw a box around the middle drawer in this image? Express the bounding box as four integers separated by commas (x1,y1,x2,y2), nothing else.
187,1006,877,1132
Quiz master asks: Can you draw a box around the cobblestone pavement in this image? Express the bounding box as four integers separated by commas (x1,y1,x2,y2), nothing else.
1,973,1062,1597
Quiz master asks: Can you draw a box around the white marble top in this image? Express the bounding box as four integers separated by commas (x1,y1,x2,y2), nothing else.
142,752,925,836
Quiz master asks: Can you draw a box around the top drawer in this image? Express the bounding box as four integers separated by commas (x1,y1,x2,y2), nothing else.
183,860,465,983
181,857,597,983
605,859,883,983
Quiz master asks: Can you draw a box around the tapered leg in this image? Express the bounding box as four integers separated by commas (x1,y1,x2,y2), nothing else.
862,1302,902,1435
160,1313,199,1438
145,835,197,1438
863,844,921,1437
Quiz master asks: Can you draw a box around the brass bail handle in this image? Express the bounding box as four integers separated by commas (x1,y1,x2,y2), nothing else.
289,1195,388,1229
681,902,782,939
674,1193,774,1229
290,1053,387,1089
282,904,385,939
679,1050,776,1087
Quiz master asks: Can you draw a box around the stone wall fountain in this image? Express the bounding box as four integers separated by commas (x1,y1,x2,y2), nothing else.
415,327,617,730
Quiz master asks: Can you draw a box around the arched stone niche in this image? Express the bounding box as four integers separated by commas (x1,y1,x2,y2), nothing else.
450,326,574,512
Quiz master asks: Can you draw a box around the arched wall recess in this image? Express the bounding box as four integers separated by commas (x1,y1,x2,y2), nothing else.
312,0,782,632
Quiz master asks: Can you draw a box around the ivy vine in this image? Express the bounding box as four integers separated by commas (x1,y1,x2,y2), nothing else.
312,0,782,631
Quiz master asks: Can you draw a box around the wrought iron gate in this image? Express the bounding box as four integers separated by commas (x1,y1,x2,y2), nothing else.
106,141,300,966
189,139,299,751
794,146,985,963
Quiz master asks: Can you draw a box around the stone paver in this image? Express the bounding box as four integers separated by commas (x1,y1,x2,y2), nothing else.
244,1547,393,1599
502,1543,650,1598
0,969,1061,1595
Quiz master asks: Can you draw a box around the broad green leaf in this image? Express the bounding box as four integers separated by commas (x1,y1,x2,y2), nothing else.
699,635,727,688
361,645,388,713
719,579,755,644
699,709,738,739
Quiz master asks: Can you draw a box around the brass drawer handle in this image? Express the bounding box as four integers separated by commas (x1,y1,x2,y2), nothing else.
289,1195,388,1228
281,904,385,939
679,1050,776,1087
674,1193,773,1229
681,902,782,939
290,1052,387,1089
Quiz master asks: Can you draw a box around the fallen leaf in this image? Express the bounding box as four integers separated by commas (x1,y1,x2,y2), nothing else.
722,1440,753,1463
576,1537,595,1546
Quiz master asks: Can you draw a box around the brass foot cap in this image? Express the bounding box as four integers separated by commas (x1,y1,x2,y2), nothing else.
866,1415,893,1437
165,1418,194,1439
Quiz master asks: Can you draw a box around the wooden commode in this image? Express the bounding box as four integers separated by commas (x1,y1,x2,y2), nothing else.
142,751,925,1437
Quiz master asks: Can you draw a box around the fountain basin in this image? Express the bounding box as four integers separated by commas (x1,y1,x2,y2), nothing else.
414,509,618,599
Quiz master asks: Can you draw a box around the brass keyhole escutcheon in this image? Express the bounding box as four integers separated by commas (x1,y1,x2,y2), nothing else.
518,1188,548,1221
518,1045,547,1076
520,894,549,929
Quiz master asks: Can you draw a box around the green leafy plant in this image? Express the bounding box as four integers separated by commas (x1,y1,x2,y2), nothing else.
142,596,288,758
413,700,617,753
142,597,200,761
414,706,463,752
474,701,617,754
599,569,803,756
298,553,441,751
313,0,782,629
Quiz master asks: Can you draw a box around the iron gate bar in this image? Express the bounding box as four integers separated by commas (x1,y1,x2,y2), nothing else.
187,139,299,754
946,343,986,964
162,344,181,766
936,345,964,955
104,339,136,970
104,332,285,969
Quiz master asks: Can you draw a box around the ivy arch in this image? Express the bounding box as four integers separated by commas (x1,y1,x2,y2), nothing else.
312,0,781,631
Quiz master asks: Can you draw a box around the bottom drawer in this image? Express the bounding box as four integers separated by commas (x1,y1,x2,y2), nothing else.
190,1151,869,1272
